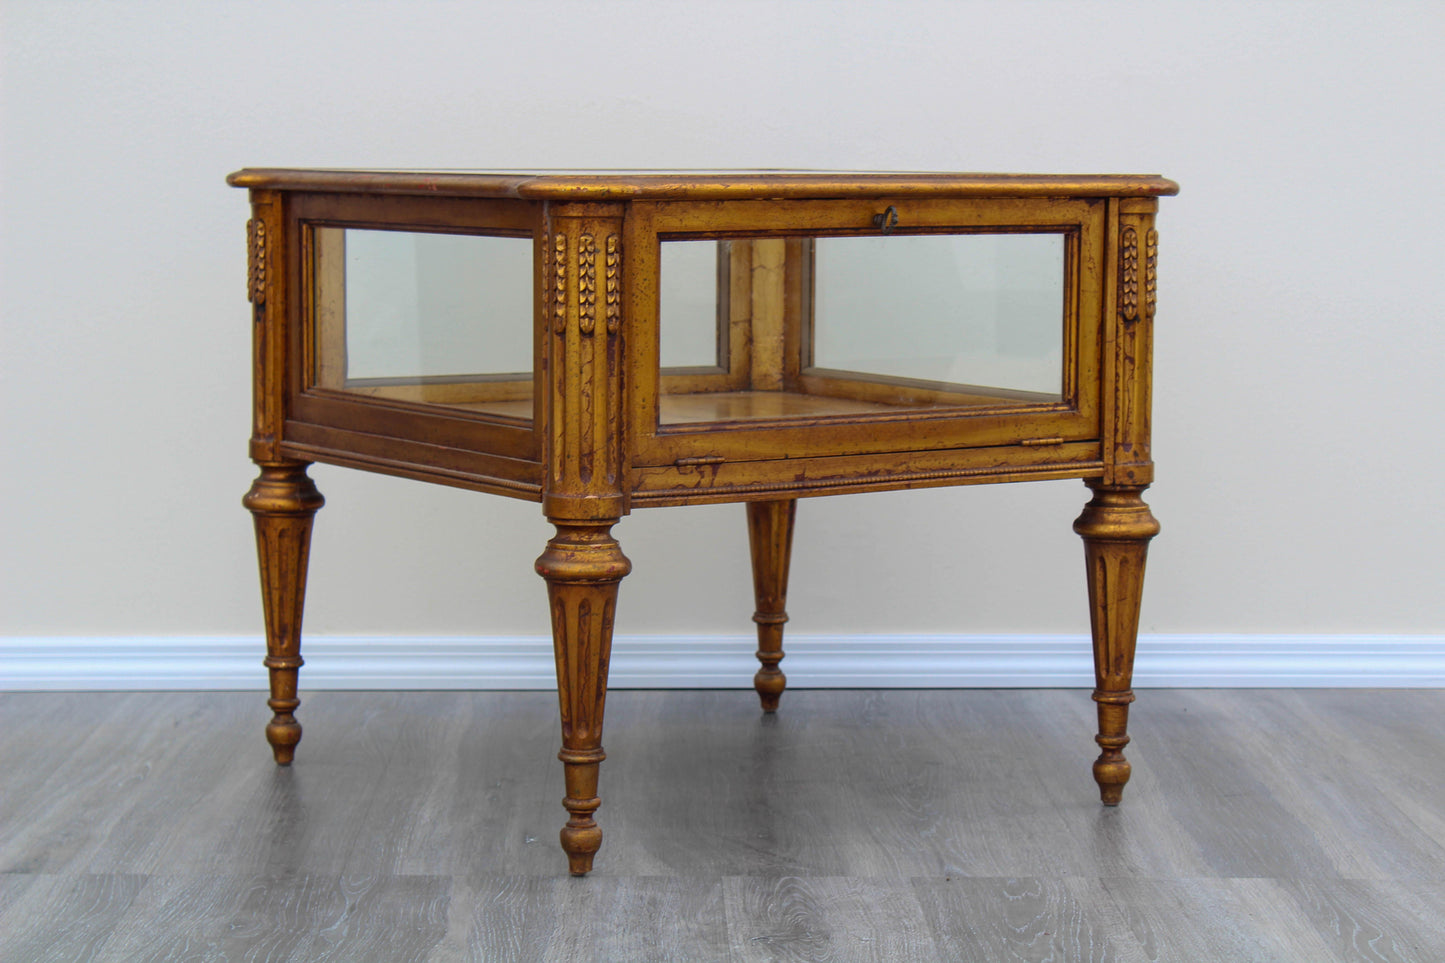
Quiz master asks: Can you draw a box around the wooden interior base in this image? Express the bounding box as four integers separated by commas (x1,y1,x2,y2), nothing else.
374,388,1055,425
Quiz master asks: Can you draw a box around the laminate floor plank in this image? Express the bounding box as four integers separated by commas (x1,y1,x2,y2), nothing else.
913,876,1145,963
609,690,1128,879
0,691,111,808
1267,877,1445,963
81,693,260,875
0,694,156,873
1130,690,1359,880
818,690,1079,878
449,875,728,963
613,691,934,877
0,694,175,873
92,873,452,963
1006,691,1222,880
1170,690,1445,880
723,875,940,962
164,692,448,877
935,690,1213,880
0,871,39,925
601,690,823,877
1283,689,1445,867
1099,876,1340,962
381,692,562,878
0,873,147,962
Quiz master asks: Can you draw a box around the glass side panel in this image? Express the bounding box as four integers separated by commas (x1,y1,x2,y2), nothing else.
811,234,1063,396
657,232,1067,426
313,227,534,421
659,240,723,369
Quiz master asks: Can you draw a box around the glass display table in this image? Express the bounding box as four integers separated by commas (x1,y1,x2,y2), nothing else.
230,169,1177,875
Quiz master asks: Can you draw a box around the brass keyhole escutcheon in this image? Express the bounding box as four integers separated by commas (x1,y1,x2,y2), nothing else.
873,205,899,234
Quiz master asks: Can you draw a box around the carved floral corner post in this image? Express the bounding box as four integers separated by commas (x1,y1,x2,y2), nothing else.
534,206,631,875
241,190,326,765
1075,199,1162,805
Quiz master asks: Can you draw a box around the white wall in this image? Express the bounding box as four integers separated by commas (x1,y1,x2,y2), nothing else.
2,0,1442,652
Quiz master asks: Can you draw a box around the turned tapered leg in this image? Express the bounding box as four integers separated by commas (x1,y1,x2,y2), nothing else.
243,461,324,766
1073,481,1159,805
746,499,796,712
535,520,630,875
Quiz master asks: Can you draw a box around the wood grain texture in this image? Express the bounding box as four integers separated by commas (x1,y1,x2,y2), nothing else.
0,694,257,876
3,690,1445,961
0,874,147,962
1268,878,1445,962
1101,877,1343,962
659,389,901,423
96,874,451,963
454,875,727,963
725,876,939,962
913,876,1140,962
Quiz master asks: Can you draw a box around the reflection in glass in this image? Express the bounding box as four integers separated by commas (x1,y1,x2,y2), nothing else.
656,232,1067,425
659,240,723,369
340,230,532,379
313,228,533,421
811,234,1063,397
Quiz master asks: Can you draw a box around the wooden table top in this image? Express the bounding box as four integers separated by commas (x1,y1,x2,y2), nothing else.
227,168,1180,200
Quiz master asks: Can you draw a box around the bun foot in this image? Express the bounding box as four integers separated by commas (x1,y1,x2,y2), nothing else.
1093,749,1131,806
754,668,785,713
266,715,301,765
561,821,603,876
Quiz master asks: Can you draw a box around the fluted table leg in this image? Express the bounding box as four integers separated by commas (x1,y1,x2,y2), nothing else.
1074,481,1158,805
746,499,796,712
243,461,324,766
536,519,630,875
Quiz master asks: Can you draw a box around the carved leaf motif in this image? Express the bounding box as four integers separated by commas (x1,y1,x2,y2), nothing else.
553,234,568,334
578,234,597,335
604,235,621,334
1120,226,1139,322
247,218,266,305
1144,229,1158,321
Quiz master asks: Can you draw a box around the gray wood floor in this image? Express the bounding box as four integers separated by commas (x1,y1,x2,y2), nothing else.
1,688,1442,962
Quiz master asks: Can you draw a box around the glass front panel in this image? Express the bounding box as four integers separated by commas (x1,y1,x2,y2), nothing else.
657,232,1066,426
659,240,724,370
811,234,1063,397
313,228,533,421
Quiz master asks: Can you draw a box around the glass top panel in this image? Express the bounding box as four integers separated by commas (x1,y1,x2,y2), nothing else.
312,227,534,422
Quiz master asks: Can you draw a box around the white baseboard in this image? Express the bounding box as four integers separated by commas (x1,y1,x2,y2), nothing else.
2,634,1443,690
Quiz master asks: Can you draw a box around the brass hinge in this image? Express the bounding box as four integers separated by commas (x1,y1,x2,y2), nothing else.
675,455,726,467
1020,437,1065,447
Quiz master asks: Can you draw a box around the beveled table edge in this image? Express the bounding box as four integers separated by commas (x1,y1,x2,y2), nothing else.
226,168,1180,200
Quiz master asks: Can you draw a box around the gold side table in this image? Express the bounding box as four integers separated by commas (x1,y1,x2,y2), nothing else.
231,169,1177,874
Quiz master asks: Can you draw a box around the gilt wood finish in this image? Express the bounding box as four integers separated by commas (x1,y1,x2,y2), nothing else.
242,462,322,765
233,169,1177,875
746,499,797,712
